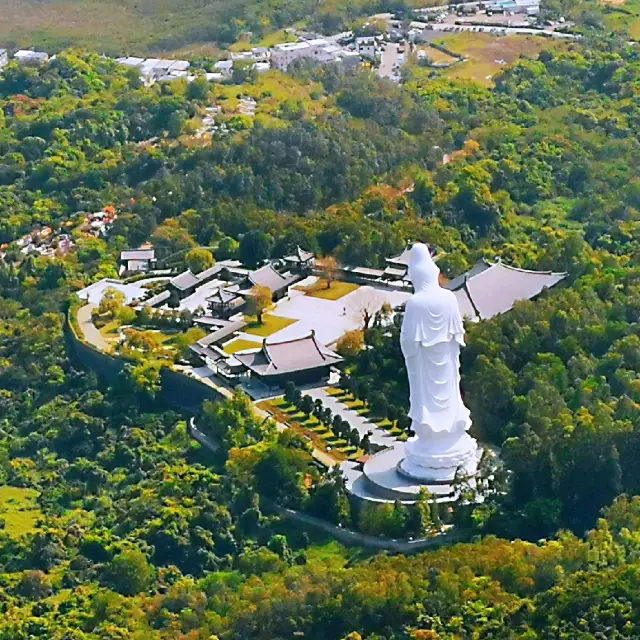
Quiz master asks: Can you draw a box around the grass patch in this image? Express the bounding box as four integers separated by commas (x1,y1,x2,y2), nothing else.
258,399,348,462
243,314,297,337
433,33,569,86
375,418,393,428
223,338,262,354
0,486,42,539
300,280,360,301
346,399,365,410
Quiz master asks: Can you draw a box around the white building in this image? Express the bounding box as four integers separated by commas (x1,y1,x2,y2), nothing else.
14,50,49,65
271,42,313,71
213,59,234,78
0,49,8,69
356,37,377,59
271,38,359,71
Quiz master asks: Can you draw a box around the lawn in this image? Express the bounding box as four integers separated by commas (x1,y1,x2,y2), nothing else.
0,486,42,539
243,314,297,337
223,338,262,354
300,280,360,301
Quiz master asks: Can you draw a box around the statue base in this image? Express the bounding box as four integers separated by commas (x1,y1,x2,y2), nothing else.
399,430,478,483
346,440,484,504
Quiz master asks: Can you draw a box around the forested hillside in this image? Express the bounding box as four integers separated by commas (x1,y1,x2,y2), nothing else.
0,31,636,640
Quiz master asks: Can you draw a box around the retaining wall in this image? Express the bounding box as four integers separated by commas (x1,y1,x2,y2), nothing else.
65,305,225,411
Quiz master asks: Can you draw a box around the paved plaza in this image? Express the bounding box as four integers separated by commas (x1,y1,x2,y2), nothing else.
257,284,411,346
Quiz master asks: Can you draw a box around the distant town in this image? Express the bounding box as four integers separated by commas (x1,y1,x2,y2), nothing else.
0,0,579,88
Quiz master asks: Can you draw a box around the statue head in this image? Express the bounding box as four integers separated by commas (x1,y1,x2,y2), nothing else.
408,243,440,292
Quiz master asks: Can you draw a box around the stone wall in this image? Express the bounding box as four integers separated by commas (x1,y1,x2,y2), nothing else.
65,304,225,411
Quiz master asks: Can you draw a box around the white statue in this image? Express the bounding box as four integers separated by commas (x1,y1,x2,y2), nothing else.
399,243,478,482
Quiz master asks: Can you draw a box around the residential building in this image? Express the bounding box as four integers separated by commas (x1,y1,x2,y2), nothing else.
14,50,49,65
213,60,234,78
356,37,377,59
0,49,8,69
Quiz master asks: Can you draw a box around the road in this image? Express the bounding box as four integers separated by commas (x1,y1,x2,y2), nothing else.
77,304,109,351
427,23,580,38
377,42,400,79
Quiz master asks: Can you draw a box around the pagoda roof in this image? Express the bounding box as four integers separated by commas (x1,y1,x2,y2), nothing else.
248,263,296,293
235,331,343,377
386,246,412,268
447,259,566,321
206,287,240,305
284,246,314,263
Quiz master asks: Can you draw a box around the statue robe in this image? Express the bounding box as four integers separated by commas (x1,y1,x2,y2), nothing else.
400,245,471,435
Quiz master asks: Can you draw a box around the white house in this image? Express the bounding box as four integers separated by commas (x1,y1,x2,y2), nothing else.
0,49,8,69
213,59,234,78
271,42,312,71
356,37,377,59
14,50,49,65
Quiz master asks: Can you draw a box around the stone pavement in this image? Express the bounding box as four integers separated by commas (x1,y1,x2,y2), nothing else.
77,304,109,351
304,387,399,449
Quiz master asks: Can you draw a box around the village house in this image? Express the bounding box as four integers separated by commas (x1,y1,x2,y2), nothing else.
14,50,49,65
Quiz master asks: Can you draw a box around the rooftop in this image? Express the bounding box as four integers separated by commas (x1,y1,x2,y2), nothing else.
120,249,155,262
447,259,566,321
235,331,343,376
283,246,314,264
248,263,296,293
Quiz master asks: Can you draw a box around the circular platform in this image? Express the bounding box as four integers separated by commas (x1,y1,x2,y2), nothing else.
356,443,484,504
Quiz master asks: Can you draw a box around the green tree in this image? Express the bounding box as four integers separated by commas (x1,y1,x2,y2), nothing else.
104,550,155,596
185,247,215,273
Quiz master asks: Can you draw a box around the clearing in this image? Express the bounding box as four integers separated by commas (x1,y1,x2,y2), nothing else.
434,33,570,85
0,486,42,538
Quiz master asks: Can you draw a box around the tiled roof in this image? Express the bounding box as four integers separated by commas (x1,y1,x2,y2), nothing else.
206,287,238,304
284,246,314,263
120,249,155,261
197,319,247,347
235,331,343,377
448,260,566,321
170,270,199,291
248,264,295,293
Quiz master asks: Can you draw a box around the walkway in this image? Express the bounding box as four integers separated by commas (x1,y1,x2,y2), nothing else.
304,387,398,449
77,304,109,351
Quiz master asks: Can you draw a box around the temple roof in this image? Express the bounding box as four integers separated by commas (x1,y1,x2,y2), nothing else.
206,287,240,305
284,246,314,263
170,264,223,291
248,264,296,293
235,331,343,377
447,259,566,321
386,246,412,268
